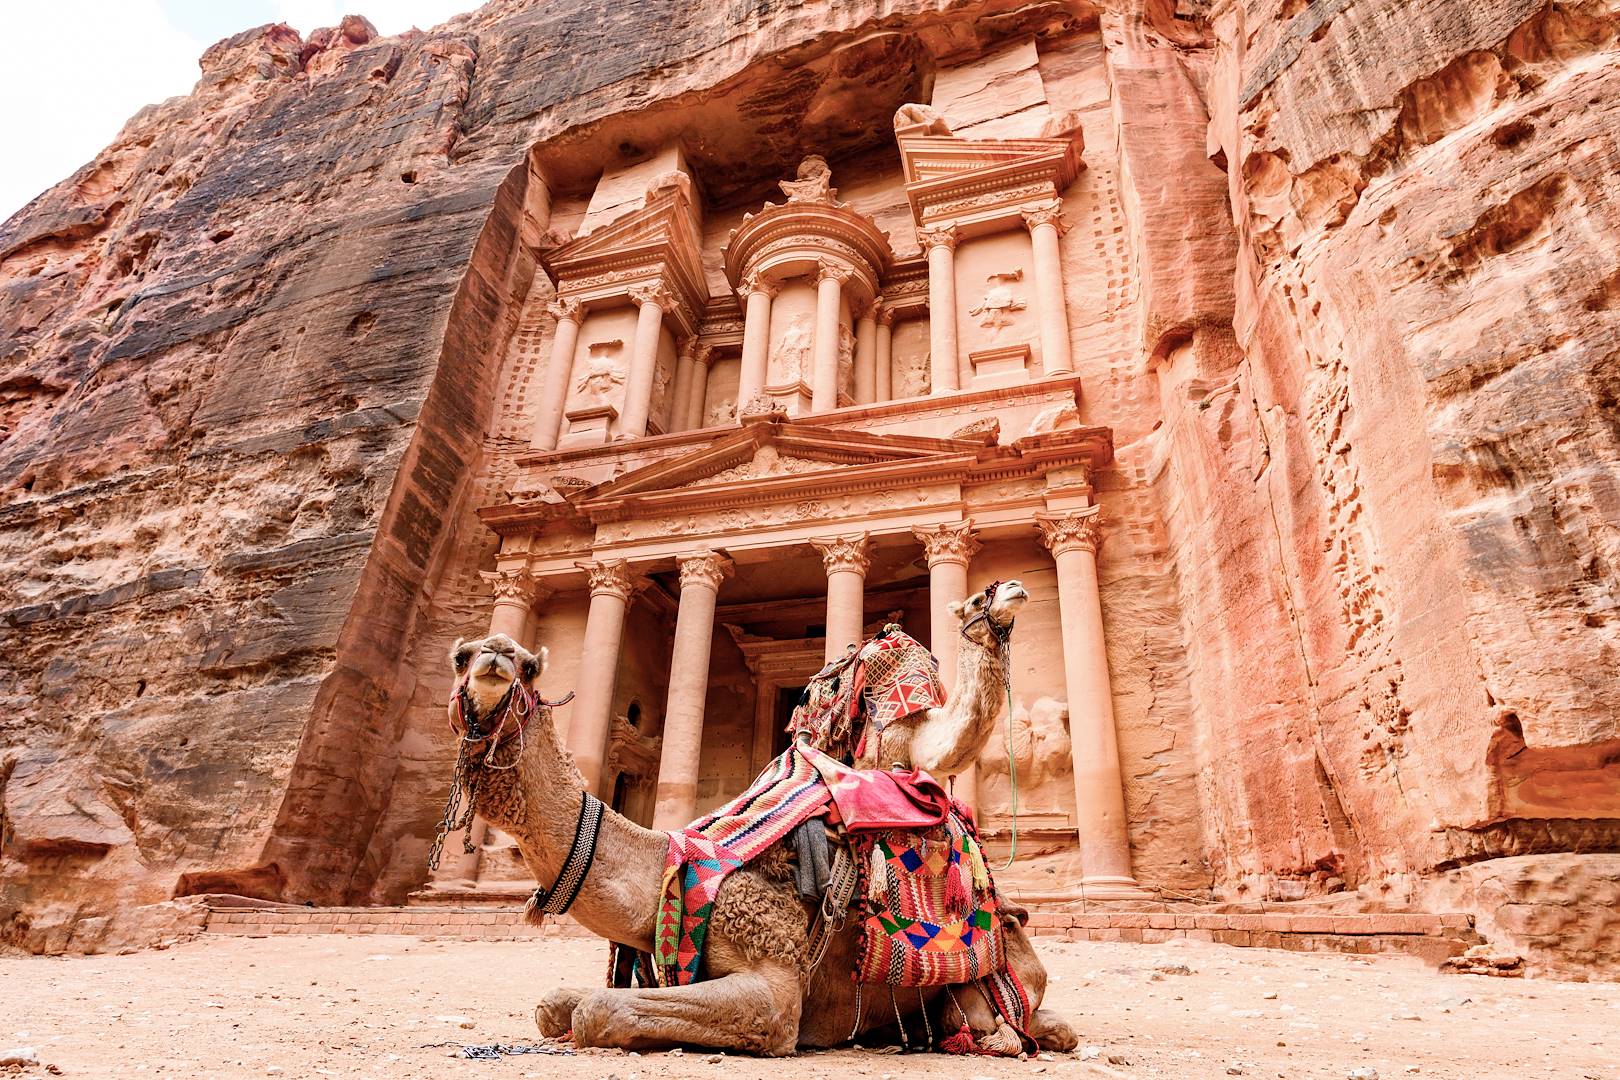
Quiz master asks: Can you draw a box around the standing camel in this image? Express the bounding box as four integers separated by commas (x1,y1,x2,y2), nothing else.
438,581,1075,1055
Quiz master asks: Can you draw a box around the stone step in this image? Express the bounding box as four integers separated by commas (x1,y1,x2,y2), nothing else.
203,903,1478,963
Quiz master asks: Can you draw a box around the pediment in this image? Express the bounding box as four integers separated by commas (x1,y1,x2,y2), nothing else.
898,133,1084,226
576,417,983,507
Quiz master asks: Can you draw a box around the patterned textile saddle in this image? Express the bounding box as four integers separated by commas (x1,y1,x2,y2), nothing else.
787,625,945,762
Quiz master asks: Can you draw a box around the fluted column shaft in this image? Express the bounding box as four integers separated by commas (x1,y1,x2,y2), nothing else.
667,339,696,435
921,226,959,394
621,285,672,438
875,306,895,402
737,275,777,414
1023,203,1072,376
812,534,870,663
853,303,878,404
565,560,639,798
532,299,581,451
1037,509,1140,892
652,552,733,829
811,262,849,413
914,521,981,804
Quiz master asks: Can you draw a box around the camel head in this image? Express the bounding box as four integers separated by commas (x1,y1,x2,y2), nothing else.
950,579,1029,649
447,633,547,742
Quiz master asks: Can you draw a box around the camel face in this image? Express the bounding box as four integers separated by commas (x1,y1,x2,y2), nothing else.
952,579,1029,648
448,632,545,732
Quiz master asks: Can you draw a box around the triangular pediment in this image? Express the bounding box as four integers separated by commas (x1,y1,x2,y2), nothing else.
576,417,985,507
542,185,708,326
898,133,1084,225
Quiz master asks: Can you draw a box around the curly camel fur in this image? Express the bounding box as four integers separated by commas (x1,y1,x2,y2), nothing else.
444,598,1075,1056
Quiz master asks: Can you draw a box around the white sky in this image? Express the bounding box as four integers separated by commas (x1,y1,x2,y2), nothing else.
0,1,476,225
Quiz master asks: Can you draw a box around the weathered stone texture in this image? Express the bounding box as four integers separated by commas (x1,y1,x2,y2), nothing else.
1,0,1616,973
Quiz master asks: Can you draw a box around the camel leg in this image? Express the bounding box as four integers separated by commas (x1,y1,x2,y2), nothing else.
535,988,586,1038
567,963,803,1056
943,984,1023,1056
1027,1007,1079,1052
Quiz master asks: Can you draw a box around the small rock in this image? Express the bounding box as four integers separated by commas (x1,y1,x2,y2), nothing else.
1226,1066,1245,1076
1107,1053,1131,1065
1155,964,1194,976
667,1048,684,1057
1347,1069,1379,1080
458,1021,476,1030
1392,1013,1422,1021
1079,1045,1102,1061
704,1054,723,1064
266,1069,284,1076
0,1048,39,1068
1262,991,1278,1000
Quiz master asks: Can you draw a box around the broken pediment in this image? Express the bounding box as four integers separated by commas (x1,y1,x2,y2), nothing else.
897,128,1085,234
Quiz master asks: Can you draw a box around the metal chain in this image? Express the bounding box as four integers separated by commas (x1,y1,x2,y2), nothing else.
426,740,482,872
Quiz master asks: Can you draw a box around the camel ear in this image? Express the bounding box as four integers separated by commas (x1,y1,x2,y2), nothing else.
450,638,475,674
519,646,547,685
947,600,965,619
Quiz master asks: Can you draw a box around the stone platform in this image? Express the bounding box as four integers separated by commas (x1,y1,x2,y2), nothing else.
202,898,1479,965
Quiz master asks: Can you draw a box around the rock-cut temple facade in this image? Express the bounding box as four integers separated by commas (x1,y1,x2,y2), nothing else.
0,1,1616,977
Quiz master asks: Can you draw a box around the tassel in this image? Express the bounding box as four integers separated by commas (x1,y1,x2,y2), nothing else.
965,833,990,892
940,1024,981,1056
945,846,969,911
868,840,888,904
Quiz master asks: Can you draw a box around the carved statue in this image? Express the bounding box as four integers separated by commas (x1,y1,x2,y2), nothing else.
969,270,1027,331
778,154,838,205
576,341,625,401
775,314,813,382
893,102,952,136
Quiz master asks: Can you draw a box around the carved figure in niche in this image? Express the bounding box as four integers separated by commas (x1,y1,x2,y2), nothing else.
576,339,625,401
708,398,738,427
778,154,839,205
837,322,855,388
775,314,813,383
969,270,1027,331
650,355,672,422
893,102,952,136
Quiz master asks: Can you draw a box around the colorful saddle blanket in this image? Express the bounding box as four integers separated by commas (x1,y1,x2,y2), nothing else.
788,626,945,761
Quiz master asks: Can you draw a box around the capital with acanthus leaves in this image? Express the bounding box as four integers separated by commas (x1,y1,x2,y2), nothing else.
812,259,855,288
913,520,980,568
1020,202,1066,236
810,533,871,576
917,224,958,253
481,567,547,609
546,296,583,325
575,558,643,600
627,282,678,313
1035,508,1104,556
740,270,782,300
677,550,733,593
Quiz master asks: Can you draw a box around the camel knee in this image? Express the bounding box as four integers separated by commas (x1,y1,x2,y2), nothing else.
1028,1007,1078,1053
534,987,584,1038
568,990,628,1048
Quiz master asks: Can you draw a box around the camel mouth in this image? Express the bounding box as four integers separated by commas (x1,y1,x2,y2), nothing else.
471,649,516,682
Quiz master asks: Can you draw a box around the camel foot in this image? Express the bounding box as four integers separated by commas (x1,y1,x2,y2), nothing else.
568,972,799,1057
535,987,586,1038
978,1020,1023,1056
1027,1008,1078,1052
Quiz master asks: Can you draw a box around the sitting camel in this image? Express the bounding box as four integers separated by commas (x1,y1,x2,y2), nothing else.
438,581,1074,1056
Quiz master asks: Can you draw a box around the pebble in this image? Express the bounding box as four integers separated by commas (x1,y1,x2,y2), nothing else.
1347,1069,1379,1080
0,1048,39,1067
1107,1052,1131,1065
1079,1045,1102,1060
704,1053,723,1063
1262,992,1278,1000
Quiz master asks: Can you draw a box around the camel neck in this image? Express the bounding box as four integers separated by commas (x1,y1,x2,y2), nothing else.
465,709,668,952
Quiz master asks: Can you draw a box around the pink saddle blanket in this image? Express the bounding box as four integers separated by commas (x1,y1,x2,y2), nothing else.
802,743,954,832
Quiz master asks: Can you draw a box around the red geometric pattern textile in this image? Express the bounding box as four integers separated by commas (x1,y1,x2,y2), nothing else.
788,627,945,761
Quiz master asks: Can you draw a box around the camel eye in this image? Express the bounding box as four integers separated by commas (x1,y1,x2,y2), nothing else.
451,642,476,673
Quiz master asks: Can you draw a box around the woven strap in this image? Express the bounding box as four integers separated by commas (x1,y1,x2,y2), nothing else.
533,792,604,916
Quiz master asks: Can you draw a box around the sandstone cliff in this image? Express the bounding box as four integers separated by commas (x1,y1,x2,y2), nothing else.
1,0,1615,971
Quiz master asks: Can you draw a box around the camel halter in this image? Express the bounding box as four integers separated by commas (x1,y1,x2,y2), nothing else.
958,580,1020,870
427,663,574,873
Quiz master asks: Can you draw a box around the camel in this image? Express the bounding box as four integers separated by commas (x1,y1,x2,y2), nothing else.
439,581,1075,1056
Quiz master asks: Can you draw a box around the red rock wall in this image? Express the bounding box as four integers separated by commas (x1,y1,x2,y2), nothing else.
2,0,1615,956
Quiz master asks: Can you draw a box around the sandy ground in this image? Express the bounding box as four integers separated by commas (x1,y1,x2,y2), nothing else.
4,934,1616,1080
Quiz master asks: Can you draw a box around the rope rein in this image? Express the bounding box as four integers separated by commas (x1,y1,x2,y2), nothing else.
959,581,1020,871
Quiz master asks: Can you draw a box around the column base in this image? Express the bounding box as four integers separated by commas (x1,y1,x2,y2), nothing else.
1078,876,1155,900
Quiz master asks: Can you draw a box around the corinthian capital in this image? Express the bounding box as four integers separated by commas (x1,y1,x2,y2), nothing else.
677,550,733,593
1035,508,1103,556
1020,201,1066,235
813,259,855,288
913,520,980,568
740,270,781,299
576,558,643,600
627,282,677,313
545,296,583,325
917,224,958,253
481,568,546,608
811,533,871,576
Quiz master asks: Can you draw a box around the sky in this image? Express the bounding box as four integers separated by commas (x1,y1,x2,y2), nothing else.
0,0,476,224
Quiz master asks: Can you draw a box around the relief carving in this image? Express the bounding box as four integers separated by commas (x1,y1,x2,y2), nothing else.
969,269,1027,331
775,314,814,383
778,154,840,206
576,339,625,401
893,102,952,136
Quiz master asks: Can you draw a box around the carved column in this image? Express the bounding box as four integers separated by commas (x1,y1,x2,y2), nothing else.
875,303,895,403
565,559,641,798
532,298,582,452
1022,202,1073,376
853,300,878,405
621,283,674,438
920,225,959,393
651,552,733,829
436,567,545,884
914,521,980,802
736,272,778,414
684,344,713,431
1036,508,1142,895
811,261,851,413
812,533,870,663
667,338,697,434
